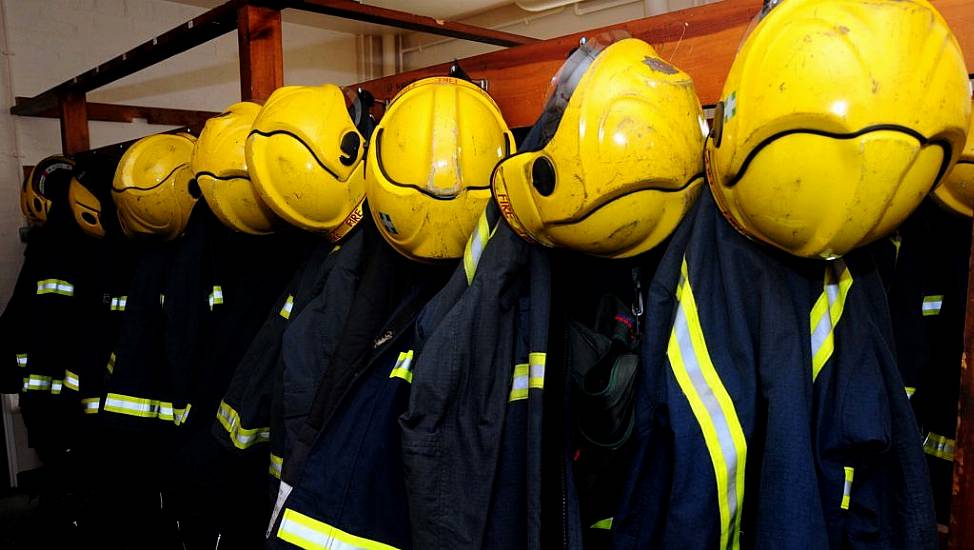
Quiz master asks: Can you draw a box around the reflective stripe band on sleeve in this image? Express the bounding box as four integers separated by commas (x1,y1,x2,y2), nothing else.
528,352,545,389
15,354,27,368
667,257,747,550
103,393,191,425
209,285,224,310
277,508,399,550
216,400,270,449
111,296,128,311
922,295,944,316
510,353,546,402
464,209,495,286
160,294,166,307
810,260,853,381
82,397,100,414
50,379,62,395
106,352,116,374
841,466,854,510
590,518,613,530
388,350,415,383
510,363,529,402
23,374,52,391
64,370,79,391
923,432,955,461
279,295,295,319
905,387,916,399
269,454,283,479
36,279,74,296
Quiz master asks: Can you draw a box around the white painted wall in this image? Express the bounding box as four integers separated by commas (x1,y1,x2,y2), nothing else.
0,0,359,303
0,0,358,480
401,0,715,70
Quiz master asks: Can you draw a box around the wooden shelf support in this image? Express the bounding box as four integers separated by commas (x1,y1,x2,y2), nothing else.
238,3,284,102
57,91,89,155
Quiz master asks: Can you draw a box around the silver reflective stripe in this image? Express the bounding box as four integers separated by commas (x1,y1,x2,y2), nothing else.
103,393,191,425
388,350,414,383
50,379,63,394
280,295,295,319
923,432,955,461
24,375,52,391
82,398,100,414
672,302,741,529
666,259,747,550
209,286,224,310
15,354,27,368
841,467,854,510
269,454,283,479
810,260,852,381
216,401,270,449
111,296,128,311
36,279,74,296
277,508,399,550
463,210,494,286
922,295,943,316
528,353,545,389
509,364,529,402
64,370,80,391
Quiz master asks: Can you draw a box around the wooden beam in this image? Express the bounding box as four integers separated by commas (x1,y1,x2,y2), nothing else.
282,0,537,47
10,1,241,118
14,97,218,129
352,0,974,129
58,92,89,155
238,4,284,102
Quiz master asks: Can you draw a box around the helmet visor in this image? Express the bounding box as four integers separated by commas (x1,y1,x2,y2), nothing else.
534,30,629,149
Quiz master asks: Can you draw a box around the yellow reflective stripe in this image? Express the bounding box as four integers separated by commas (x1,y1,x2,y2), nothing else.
528,352,545,390
667,257,746,550
82,397,100,414
388,350,415,383
509,353,545,402
269,454,283,479
15,354,27,368
280,295,295,319
905,387,916,399
36,279,74,296
106,352,117,374
216,400,270,449
463,209,494,286
922,295,944,317
810,260,853,381
23,374,52,391
923,432,955,462
209,285,224,310
63,369,79,391
510,363,530,402
50,379,63,395
103,393,191,425
841,467,854,510
590,517,613,530
277,508,399,550
111,296,128,311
